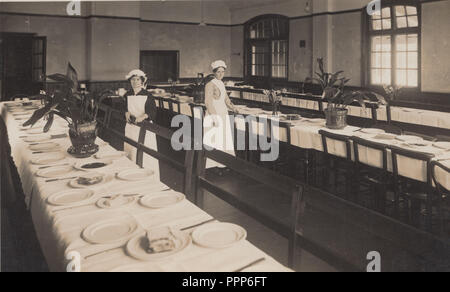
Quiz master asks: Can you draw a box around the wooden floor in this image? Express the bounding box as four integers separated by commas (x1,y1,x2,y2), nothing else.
202,189,336,272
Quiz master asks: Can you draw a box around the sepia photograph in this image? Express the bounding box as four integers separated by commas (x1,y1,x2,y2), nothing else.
0,0,449,275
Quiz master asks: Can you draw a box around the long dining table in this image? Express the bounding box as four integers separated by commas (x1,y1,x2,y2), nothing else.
152,90,450,190
0,100,291,272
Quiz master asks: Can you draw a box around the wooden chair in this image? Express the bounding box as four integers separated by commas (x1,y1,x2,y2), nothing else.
318,130,354,200
390,146,435,231
431,161,450,237
352,136,391,213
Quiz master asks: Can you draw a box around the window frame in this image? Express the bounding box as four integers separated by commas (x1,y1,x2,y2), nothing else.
244,14,290,83
363,0,422,91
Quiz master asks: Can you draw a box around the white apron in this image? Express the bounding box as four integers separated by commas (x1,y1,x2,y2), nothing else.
203,79,235,169
124,95,160,181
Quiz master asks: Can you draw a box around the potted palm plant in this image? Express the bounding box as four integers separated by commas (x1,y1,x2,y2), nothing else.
23,63,112,158
314,58,386,129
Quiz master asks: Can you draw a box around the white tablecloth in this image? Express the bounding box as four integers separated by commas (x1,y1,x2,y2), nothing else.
152,97,450,190
228,88,450,130
0,100,290,272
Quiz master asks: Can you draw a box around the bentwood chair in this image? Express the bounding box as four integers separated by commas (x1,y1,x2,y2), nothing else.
318,130,354,200
390,146,435,231
431,161,450,237
352,136,391,213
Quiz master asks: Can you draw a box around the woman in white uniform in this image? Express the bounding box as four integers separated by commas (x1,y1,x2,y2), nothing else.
123,69,160,181
203,60,237,169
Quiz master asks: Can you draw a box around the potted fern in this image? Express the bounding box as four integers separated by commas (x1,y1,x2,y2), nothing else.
23,63,112,157
314,58,386,129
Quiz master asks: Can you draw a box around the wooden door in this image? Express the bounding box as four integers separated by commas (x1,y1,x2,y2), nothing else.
140,51,179,83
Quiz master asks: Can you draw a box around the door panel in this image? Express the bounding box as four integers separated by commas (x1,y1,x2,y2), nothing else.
140,51,179,83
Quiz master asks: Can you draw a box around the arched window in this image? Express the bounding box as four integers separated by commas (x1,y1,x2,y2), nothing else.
366,1,421,88
244,15,289,82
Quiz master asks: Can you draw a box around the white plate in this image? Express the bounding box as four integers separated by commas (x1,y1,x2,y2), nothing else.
396,135,423,143
192,223,247,249
360,128,385,134
96,196,136,209
23,135,50,143
73,159,113,171
433,142,450,150
126,229,191,261
29,142,60,151
94,151,127,160
372,133,397,140
36,165,75,178
47,189,95,206
82,218,139,245
116,169,154,181
68,173,112,189
26,128,45,135
30,153,66,165
139,192,185,209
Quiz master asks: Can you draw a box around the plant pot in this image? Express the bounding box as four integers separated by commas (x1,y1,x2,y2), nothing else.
68,121,99,158
324,108,348,129
193,88,205,104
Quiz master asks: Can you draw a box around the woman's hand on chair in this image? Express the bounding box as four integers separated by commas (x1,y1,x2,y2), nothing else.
125,112,132,123
135,114,149,124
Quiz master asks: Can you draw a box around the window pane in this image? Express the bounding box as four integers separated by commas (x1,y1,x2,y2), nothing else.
407,70,418,87
372,69,381,84
396,35,407,51
397,52,407,68
372,36,382,51
372,53,382,68
397,17,407,28
382,69,391,84
382,7,391,18
408,34,418,51
396,69,407,86
372,9,382,19
372,20,382,30
382,19,392,30
406,6,417,15
382,36,391,51
408,52,418,69
382,53,391,68
395,6,406,16
408,16,418,27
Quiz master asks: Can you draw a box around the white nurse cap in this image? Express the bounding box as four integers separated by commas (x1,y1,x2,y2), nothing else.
211,60,227,71
126,69,147,82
